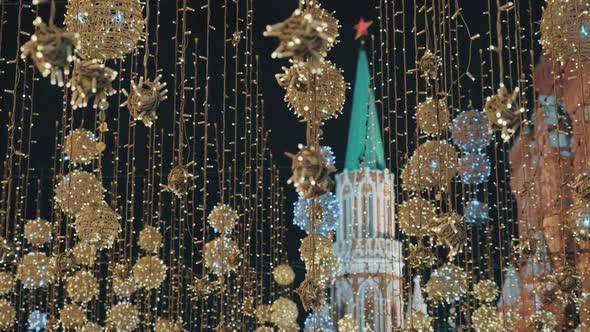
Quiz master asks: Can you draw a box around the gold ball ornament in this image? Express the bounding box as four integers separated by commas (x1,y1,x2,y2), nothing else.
398,197,437,237
567,199,590,242
165,165,193,197
138,225,162,253
0,299,15,330
203,236,240,275
273,263,296,286
65,0,144,60
0,272,14,295
271,297,299,329
255,304,273,324
154,318,183,332
72,242,97,266
304,251,339,287
286,145,335,199
121,75,168,127
400,140,458,192
416,98,449,135
63,128,100,164
264,9,336,65
67,271,98,303
60,303,86,330
338,315,357,332
111,264,137,298
54,170,105,216
81,322,103,332
132,255,167,289
473,279,499,303
68,59,118,110
484,84,524,142
409,311,433,331
24,218,52,246
75,202,121,250
17,251,55,288
255,327,274,332
20,18,79,87
299,232,333,264
540,0,590,63
277,62,346,121
472,305,506,332
106,302,140,332
424,263,468,305
208,203,239,234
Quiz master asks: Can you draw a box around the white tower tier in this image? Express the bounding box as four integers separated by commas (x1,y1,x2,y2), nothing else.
333,168,404,331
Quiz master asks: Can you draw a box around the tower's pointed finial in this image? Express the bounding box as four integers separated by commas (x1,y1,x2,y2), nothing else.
354,18,373,40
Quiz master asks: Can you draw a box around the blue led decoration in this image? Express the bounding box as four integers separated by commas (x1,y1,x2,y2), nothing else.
581,24,590,39
459,153,491,185
293,192,340,235
112,11,125,27
450,110,493,152
464,200,489,225
539,96,573,157
320,145,336,170
304,305,334,332
28,310,48,331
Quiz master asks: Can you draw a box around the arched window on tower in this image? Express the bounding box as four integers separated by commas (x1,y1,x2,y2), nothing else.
362,183,374,238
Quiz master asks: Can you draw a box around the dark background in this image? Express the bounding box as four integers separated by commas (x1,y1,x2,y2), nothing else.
0,0,545,329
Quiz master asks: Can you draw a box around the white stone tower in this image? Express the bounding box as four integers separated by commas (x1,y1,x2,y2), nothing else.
332,46,404,331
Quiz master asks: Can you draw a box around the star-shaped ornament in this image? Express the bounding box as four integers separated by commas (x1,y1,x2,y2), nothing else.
354,18,373,40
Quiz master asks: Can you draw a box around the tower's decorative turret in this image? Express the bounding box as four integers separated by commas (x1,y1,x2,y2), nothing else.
332,36,404,331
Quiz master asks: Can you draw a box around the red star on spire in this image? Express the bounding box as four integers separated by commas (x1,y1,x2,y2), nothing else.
354,18,373,40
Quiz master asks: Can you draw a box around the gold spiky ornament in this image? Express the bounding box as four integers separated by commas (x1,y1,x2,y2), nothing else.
68,59,118,110
484,83,524,142
264,8,335,66
286,145,335,199
121,75,168,127
164,164,194,197
20,18,79,87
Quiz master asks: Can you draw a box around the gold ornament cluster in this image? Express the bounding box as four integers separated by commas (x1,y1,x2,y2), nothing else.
416,97,449,135
208,203,239,234
63,128,101,164
74,201,121,249
54,170,105,216
540,0,590,63
132,255,167,289
68,59,118,110
401,140,458,192
121,75,168,127
286,145,335,199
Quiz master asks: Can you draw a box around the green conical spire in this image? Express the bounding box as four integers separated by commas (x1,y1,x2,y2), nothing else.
344,47,386,171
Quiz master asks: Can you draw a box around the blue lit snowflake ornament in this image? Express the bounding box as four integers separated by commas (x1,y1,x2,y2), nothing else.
28,310,48,331
464,200,489,225
293,192,340,235
450,110,493,152
459,153,491,185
